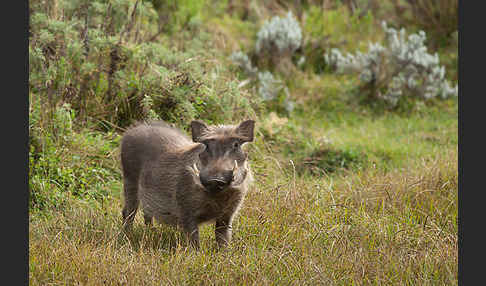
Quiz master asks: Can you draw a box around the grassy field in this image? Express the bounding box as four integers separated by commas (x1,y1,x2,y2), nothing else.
29,104,457,285
29,0,458,285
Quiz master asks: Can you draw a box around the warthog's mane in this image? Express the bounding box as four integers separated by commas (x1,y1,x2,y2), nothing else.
198,124,248,142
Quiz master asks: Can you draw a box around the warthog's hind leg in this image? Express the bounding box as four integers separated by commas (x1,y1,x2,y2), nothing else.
122,178,139,231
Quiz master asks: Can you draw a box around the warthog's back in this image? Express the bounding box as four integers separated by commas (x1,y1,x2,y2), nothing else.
121,121,199,226
121,121,192,178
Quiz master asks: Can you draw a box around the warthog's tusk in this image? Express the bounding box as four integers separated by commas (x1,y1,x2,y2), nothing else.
193,163,200,175
233,160,238,172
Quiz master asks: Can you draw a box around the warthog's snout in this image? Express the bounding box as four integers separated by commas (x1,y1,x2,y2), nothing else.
200,169,234,192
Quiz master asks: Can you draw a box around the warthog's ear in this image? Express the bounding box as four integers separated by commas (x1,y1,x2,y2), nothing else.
235,120,255,142
191,120,209,142
180,143,206,160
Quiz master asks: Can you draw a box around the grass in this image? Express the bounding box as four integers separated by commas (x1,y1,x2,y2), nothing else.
29,147,457,285
29,100,457,284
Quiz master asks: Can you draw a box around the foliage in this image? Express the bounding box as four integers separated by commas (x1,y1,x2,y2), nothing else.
389,0,458,49
29,101,120,211
229,11,303,114
229,51,257,76
230,52,294,114
302,5,376,74
148,0,206,35
28,0,259,211
255,11,302,59
325,22,457,107
29,0,258,130
304,5,375,48
257,71,284,101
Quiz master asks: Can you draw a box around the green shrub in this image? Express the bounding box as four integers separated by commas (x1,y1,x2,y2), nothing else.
29,0,258,130
29,0,262,212
148,0,206,34
29,101,121,211
298,147,368,175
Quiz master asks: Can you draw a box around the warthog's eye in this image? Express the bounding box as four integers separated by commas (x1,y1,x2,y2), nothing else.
202,140,211,152
232,141,240,150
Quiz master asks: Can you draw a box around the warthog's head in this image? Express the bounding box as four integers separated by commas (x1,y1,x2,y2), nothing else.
190,120,255,193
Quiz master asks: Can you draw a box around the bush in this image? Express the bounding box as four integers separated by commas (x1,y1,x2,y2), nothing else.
230,53,294,114
255,11,302,58
230,51,257,77
252,11,303,71
148,0,205,35
229,11,302,114
325,22,457,107
298,147,368,175
302,5,376,74
29,101,121,211
29,0,258,129
28,0,261,211
257,71,285,101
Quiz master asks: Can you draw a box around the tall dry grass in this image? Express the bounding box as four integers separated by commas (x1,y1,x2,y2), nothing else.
29,148,457,285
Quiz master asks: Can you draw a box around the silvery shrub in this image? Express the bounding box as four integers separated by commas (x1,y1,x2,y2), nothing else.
229,11,302,113
255,11,302,57
325,22,457,106
230,51,257,77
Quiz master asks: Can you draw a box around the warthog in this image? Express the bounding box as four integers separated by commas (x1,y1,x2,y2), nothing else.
120,119,255,248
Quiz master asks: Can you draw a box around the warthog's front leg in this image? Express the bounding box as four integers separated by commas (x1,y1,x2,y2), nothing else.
181,218,200,249
215,217,233,247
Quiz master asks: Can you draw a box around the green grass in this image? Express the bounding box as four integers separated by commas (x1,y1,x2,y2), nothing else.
29,146,457,285
29,96,457,284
